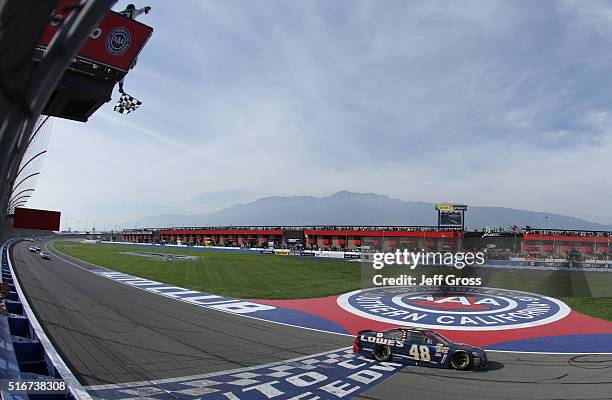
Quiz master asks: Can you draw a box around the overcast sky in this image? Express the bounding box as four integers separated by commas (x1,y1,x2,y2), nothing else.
27,0,612,230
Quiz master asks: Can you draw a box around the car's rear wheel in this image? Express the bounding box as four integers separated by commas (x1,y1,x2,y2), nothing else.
373,345,392,362
450,352,471,370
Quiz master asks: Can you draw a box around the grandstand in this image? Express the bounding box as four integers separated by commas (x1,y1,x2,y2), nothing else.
120,225,612,259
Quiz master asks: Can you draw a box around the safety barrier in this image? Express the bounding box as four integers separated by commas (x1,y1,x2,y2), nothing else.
0,240,91,400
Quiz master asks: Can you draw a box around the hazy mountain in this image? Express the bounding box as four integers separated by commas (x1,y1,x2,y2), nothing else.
130,191,610,231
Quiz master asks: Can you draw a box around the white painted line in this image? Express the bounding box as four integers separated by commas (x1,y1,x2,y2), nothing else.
192,299,238,305
129,281,162,286
6,241,93,400
147,286,183,292
164,290,201,297
484,349,612,355
113,277,146,282
179,294,221,301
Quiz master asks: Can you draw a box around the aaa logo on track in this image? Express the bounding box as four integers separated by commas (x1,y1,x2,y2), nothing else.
337,286,571,331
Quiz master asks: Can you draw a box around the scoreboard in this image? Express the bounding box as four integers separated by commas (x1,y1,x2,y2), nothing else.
435,204,467,228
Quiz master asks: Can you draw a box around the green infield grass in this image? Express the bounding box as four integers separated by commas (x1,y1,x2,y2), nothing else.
52,241,612,320
52,241,361,299
560,297,612,322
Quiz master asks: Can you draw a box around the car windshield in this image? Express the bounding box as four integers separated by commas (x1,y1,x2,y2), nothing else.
385,329,404,340
429,332,451,345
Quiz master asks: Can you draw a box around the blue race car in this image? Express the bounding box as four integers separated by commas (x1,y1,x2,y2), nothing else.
353,327,487,371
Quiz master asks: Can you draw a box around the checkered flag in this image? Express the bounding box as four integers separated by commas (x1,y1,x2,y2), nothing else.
114,92,142,114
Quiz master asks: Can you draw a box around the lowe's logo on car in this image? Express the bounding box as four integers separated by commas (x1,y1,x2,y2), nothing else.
337,286,571,330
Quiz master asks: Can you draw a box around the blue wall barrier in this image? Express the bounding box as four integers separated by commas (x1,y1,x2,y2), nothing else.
1,240,89,400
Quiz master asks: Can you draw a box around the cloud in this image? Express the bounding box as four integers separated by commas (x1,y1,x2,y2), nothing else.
27,0,612,227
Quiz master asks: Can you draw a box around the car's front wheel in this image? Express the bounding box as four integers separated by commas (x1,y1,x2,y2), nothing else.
373,345,392,362
449,352,471,370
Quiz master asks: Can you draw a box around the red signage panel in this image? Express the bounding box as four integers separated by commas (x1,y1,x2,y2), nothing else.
39,0,153,71
160,229,284,236
303,230,461,238
524,234,611,243
13,207,61,231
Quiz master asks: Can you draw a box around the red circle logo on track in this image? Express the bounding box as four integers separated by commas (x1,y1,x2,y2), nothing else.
337,286,571,331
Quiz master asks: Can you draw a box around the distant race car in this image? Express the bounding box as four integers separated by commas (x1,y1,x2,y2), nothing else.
40,252,51,260
354,327,487,371
29,246,37,252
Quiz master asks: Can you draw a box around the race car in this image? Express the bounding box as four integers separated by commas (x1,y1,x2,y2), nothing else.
353,327,487,371
40,252,51,260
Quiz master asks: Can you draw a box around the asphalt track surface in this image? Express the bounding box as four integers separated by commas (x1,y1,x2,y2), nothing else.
10,239,348,386
10,239,612,399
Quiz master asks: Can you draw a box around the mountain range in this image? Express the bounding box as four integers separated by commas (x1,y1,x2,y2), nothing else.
130,191,611,231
